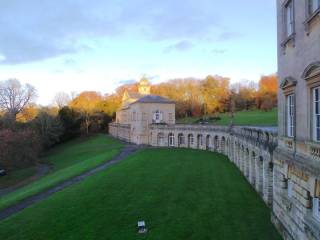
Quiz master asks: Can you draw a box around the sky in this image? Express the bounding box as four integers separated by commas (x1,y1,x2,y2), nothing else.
0,0,277,105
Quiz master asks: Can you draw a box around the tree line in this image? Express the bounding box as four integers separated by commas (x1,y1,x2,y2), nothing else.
0,79,112,171
0,74,277,172
105,74,278,119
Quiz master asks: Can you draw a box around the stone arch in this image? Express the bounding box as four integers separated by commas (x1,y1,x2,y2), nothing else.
197,134,203,149
168,133,175,147
257,156,264,195
221,136,226,154
178,133,185,147
206,135,211,150
157,132,165,146
214,136,219,151
188,134,194,148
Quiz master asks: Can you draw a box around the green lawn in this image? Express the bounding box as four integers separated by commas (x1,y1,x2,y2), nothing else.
0,134,124,210
0,167,37,189
0,148,281,240
177,108,278,126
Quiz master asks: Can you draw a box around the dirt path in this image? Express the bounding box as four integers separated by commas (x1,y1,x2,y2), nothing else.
0,164,51,197
0,144,142,222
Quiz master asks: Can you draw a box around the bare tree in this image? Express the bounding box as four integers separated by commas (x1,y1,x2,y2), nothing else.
0,79,37,121
53,92,71,109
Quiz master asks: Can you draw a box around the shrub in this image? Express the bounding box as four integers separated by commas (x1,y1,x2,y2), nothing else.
0,128,41,170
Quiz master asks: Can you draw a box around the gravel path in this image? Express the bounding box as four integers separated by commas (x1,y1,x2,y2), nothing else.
0,144,141,222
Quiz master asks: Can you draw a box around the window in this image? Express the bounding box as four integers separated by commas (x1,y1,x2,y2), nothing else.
188,135,194,146
168,133,175,147
308,0,320,16
313,197,320,222
287,94,294,137
178,134,185,146
153,110,162,123
313,87,320,141
285,0,294,37
288,180,294,199
198,135,203,146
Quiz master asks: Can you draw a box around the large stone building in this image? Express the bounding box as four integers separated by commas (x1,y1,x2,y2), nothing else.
272,0,320,239
110,1,320,239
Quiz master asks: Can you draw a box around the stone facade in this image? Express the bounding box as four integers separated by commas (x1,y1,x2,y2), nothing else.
110,78,175,145
274,1,320,239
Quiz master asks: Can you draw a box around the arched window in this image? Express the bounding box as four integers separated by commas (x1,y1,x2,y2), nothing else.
221,137,226,153
197,134,203,148
188,134,194,147
206,135,211,150
214,136,219,151
168,133,175,147
178,134,185,147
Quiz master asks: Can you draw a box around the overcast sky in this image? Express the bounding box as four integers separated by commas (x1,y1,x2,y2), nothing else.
0,0,277,105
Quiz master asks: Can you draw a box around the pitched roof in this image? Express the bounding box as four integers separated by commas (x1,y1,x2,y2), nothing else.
132,95,175,104
127,92,144,99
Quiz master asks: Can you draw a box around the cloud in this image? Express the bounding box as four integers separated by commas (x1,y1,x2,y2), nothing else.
64,58,77,66
0,0,220,64
0,54,5,62
163,40,194,53
211,49,227,55
118,79,136,85
218,31,244,41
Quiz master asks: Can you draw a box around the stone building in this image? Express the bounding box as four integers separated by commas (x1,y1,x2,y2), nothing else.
110,1,320,239
273,0,320,239
110,78,175,145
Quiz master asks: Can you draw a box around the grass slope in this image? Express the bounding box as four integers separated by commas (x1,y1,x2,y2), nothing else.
177,108,278,126
0,148,281,240
0,167,37,189
0,134,123,210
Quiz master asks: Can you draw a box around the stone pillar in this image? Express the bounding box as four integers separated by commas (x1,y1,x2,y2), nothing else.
245,150,250,179
255,157,263,194
262,159,273,205
250,153,256,186
241,148,245,174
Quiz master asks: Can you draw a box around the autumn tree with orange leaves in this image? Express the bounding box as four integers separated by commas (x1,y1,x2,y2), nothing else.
256,74,278,111
69,91,103,134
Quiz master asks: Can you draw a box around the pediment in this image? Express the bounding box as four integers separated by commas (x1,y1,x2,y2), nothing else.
280,77,297,90
302,62,320,80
